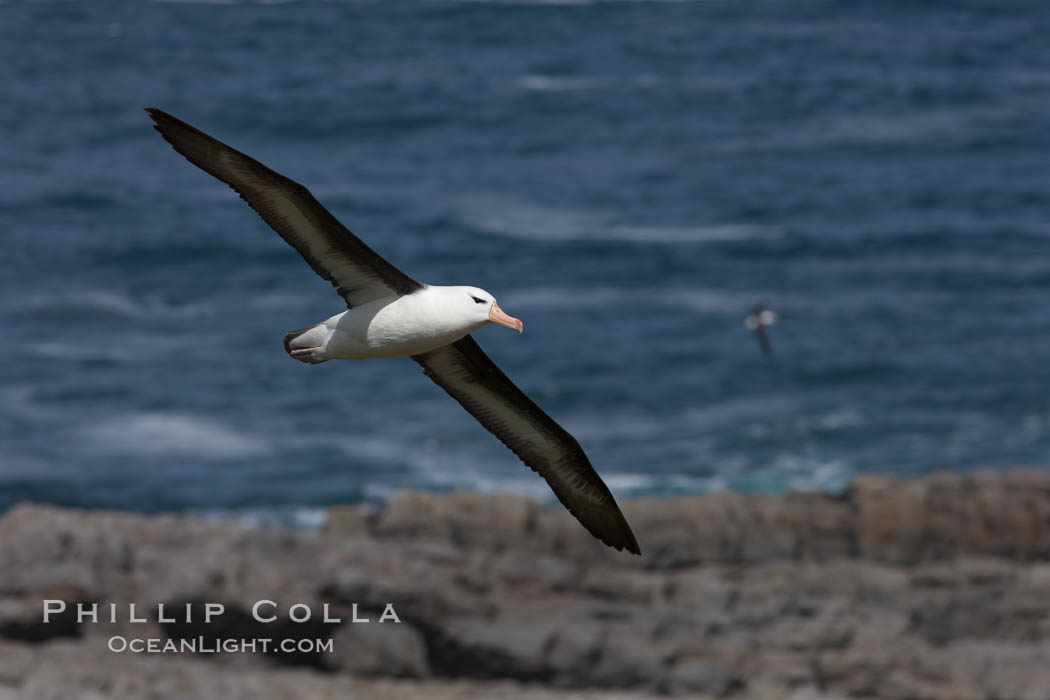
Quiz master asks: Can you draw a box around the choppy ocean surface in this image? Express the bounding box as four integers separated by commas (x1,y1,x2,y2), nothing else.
2,0,1050,522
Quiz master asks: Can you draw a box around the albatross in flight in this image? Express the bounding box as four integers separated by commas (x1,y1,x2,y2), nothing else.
745,301,776,360
147,108,640,555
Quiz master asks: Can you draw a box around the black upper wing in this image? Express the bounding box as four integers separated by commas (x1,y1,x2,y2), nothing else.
147,108,423,307
413,336,640,554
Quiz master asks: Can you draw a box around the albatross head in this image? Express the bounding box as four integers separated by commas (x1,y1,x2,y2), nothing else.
450,286,524,334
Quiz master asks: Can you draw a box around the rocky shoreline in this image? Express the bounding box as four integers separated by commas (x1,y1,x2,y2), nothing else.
3,470,1050,699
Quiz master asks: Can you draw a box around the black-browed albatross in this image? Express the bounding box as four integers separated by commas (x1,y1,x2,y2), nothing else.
146,109,640,555
745,301,776,360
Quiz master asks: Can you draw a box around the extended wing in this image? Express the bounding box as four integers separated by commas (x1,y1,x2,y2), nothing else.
148,108,423,307
413,336,640,554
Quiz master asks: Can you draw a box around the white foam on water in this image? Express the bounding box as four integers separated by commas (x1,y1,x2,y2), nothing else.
773,454,851,492
8,290,215,321
672,288,771,313
31,334,193,364
455,0,689,4
318,434,437,472
514,73,666,93
717,105,1017,153
504,285,770,315
363,482,397,502
439,473,554,501
605,224,780,244
517,75,602,92
456,195,591,241
603,471,732,497
455,193,778,244
602,473,658,492
83,413,269,459
503,286,632,310
810,409,865,432
188,506,328,531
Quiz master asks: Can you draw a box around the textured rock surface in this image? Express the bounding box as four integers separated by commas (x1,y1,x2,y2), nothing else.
2,470,1050,699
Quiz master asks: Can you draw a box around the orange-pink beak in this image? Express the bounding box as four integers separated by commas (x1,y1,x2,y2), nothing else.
489,302,524,333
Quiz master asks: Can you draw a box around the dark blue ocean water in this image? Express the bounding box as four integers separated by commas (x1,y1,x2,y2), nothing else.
3,0,1050,522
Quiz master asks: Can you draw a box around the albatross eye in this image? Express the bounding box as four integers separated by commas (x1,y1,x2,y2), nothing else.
471,296,486,304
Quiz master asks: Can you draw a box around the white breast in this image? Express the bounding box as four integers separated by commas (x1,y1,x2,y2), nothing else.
322,290,486,360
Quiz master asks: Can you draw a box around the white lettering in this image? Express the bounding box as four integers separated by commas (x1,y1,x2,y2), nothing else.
128,604,146,624
288,603,311,623
204,603,225,623
156,603,174,624
322,603,341,624
77,603,98,624
42,600,66,623
379,604,401,623
252,600,277,623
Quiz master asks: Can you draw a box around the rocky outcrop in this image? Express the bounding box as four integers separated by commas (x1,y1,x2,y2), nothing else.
345,469,1050,568
2,470,1050,699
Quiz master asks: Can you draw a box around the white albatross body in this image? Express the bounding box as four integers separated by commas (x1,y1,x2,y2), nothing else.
291,286,507,362
147,108,640,555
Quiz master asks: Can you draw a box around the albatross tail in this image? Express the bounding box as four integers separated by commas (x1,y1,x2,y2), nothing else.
283,325,329,364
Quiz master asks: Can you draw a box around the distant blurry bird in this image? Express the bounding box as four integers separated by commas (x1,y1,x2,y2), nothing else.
745,302,777,359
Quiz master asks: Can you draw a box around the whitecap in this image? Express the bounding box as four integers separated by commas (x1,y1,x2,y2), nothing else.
7,290,214,321
716,105,1014,153
503,287,631,310
188,506,327,531
324,435,433,468
605,224,780,243
602,473,657,492
455,0,688,4
517,75,602,92
454,194,777,244
32,335,192,364
83,413,268,459
456,195,592,241
504,285,769,315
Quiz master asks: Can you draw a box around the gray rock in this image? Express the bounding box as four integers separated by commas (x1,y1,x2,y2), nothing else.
329,621,430,677
3,471,1050,698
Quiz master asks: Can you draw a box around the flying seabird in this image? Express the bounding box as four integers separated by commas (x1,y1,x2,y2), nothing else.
745,301,776,359
146,108,640,555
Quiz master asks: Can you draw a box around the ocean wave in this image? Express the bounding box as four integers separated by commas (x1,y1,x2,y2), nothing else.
602,472,733,497
517,75,602,92
320,434,434,468
32,337,191,364
765,454,851,492
516,74,663,92
187,506,328,531
82,413,269,459
6,290,215,321
455,194,778,244
454,0,689,4
245,291,321,312
416,468,555,501
607,225,780,243
716,105,1016,153
503,286,768,314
